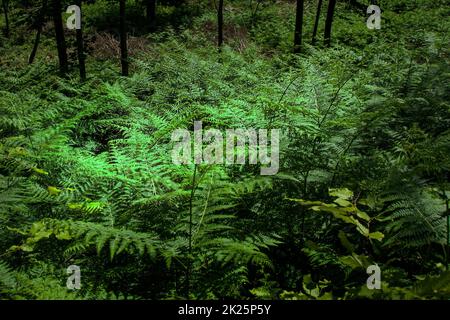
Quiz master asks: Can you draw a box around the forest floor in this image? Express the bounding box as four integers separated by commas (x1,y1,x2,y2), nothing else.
0,0,449,300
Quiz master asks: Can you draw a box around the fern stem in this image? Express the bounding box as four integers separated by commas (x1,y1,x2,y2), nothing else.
186,164,197,298
191,176,212,243
446,198,449,271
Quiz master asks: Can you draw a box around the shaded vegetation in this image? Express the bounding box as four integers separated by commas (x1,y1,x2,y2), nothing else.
0,0,449,300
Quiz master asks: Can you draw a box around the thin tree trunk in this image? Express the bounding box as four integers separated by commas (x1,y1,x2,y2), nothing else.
119,0,128,76
311,0,322,45
52,0,68,74
29,29,42,64
2,0,9,38
146,0,156,29
29,0,48,64
75,0,86,80
324,0,336,47
293,0,304,53
217,0,223,50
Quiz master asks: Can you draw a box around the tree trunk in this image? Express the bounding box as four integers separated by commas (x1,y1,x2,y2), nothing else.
75,0,86,80
52,0,68,74
29,0,48,64
146,0,156,29
324,0,336,47
119,0,128,76
293,0,304,53
311,0,322,45
2,0,9,38
217,0,223,49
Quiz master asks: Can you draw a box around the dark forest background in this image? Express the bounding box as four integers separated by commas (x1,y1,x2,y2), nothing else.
0,0,449,299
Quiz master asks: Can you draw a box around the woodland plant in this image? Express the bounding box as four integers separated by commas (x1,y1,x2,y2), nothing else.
0,0,449,300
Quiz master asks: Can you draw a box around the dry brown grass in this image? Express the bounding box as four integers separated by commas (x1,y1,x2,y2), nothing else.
198,21,249,53
88,32,150,60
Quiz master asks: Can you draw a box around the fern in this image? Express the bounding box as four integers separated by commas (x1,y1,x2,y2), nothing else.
11,218,160,261
382,190,446,248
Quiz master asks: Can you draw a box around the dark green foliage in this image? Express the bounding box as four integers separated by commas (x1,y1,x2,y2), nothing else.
0,0,449,300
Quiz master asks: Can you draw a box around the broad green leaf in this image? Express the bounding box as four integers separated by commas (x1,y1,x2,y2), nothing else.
355,210,371,222
19,244,35,252
355,221,369,237
368,232,384,241
329,188,353,200
334,198,352,207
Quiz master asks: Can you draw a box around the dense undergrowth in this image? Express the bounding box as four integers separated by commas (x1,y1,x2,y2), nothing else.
0,0,449,299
